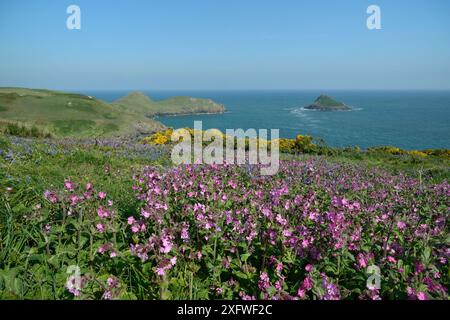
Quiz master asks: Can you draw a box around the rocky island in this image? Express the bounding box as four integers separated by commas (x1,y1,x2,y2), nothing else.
305,94,351,111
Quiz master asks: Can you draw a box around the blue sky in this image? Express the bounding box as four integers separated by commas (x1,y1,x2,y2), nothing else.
1,0,450,90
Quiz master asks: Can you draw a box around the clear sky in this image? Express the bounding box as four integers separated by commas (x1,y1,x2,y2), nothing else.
1,0,450,90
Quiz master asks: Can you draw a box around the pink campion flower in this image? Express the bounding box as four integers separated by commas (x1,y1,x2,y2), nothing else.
170,256,177,266
397,221,407,230
417,292,428,300
97,207,110,218
85,183,93,191
127,216,135,225
69,194,80,206
98,245,107,254
357,253,368,268
44,190,59,203
181,226,190,241
262,207,272,218
275,280,282,291
98,191,107,199
64,180,75,191
275,214,287,226
160,236,173,253
407,287,415,299
107,277,118,288
258,272,270,291
66,276,82,297
297,288,306,298
239,292,256,300
305,264,313,272
97,243,112,255
227,180,237,189
96,223,105,233
84,192,92,200
131,224,140,233
156,267,165,276
108,200,113,207
275,262,284,274
387,256,397,263
109,251,117,258
155,202,168,211
368,288,381,300
415,262,425,273
102,291,112,300
302,276,314,291
141,209,151,218
301,239,310,249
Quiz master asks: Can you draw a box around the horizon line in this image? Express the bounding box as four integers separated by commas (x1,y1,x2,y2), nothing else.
2,86,450,92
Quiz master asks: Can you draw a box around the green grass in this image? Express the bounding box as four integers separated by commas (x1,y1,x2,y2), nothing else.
0,134,448,299
314,94,345,107
52,120,96,135
0,87,225,138
0,88,156,137
112,92,225,116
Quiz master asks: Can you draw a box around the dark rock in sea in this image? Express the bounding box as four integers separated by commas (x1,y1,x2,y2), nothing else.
305,94,351,111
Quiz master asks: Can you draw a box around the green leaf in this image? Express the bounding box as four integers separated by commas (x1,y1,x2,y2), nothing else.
234,271,248,280
240,253,251,263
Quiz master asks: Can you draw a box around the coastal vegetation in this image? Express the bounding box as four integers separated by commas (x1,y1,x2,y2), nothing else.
143,128,450,181
0,88,448,300
0,133,448,300
0,88,225,138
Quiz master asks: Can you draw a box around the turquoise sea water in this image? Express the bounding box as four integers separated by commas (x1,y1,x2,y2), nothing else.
83,90,450,150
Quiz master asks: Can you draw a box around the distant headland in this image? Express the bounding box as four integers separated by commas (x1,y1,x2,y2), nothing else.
0,88,226,137
305,94,351,111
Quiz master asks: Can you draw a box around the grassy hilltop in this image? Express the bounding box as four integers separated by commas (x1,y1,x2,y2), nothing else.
113,92,225,117
0,88,225,138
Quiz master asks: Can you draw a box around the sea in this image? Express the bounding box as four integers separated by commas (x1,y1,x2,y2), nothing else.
80,90,450,150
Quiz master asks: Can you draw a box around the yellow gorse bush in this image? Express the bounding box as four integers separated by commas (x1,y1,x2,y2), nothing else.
141,128,449,160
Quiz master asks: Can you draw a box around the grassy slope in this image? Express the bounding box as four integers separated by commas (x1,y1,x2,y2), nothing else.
0,88,224,138
315,94,345,107
0,88,166,137
112,92,226,116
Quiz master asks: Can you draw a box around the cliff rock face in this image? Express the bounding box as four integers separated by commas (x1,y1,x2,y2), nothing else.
305,94,351,111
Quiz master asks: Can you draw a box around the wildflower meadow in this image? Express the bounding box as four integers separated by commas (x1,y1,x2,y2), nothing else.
0,134,448,300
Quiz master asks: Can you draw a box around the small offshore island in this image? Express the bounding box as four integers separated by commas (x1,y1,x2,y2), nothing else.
305,94,351,111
